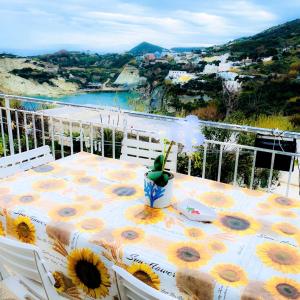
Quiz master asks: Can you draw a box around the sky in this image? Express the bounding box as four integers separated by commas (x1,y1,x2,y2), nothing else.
0,0,299,55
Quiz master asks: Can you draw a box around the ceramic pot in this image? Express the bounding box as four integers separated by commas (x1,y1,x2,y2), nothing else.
144,172,174,208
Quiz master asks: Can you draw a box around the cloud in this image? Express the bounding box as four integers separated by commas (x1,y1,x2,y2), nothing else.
219,0,276,21
0,0,296,53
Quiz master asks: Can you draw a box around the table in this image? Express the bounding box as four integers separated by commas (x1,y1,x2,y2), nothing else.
0,152,300,300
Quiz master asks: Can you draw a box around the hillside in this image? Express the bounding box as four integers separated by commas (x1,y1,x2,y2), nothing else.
0,58,78,97
129,42,164,56
222,19,300,58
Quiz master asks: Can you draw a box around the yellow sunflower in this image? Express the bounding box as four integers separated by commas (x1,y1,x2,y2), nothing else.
257,242,300,273
241,188,265,197
103,184,143,200
32,164,57,174
167,242,211,269
49,204,85,222
209,181,232,190
184,227,206,240
75,195,93,202
113,226,145,244
278,210,298,218
67,248,111,299
127,263,160,290
13,194,40,206
104,170,137,183
5,213,15,236
73,175,98,186
88,201,103,211
208,240,227,253
33,178,67,192
211,264,248,287
0,221,5,236
53,271,65,293
257,203,272,211
76,218,104,233
265,277,300,300
125,205,165,225
199,192,234,208
272,223,299,237
214,212,260,236
13,216,36,244
268,194,300,209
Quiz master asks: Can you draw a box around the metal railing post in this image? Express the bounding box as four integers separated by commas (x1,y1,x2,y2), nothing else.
4,97,14,155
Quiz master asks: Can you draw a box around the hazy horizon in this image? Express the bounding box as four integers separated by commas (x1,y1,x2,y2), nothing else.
1,0,300,55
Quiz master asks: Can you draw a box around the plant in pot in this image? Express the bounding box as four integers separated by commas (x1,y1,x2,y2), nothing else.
144,115,205,208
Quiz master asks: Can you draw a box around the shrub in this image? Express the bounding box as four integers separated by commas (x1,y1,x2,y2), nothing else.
253,115,294,131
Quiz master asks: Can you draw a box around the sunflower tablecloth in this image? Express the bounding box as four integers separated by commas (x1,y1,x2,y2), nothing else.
0,152,300,300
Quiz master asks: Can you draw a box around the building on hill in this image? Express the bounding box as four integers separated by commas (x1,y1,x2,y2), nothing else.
143,53,156,62
166,70,196,84
203,64,219,74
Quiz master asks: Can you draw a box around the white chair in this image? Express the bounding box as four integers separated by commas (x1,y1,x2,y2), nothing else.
113,265,175,300
0,145,54,179
120,132,178,172
0,236,64,300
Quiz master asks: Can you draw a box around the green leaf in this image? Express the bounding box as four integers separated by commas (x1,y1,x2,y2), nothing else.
153,172,169,187
161,173,169,186
147,171,163,182
153,154,164,171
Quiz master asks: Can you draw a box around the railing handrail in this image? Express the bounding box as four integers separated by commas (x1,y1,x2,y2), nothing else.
1,93,300,139
0,104,299,197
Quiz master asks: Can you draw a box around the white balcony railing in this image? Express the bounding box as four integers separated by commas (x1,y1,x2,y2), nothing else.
0,93,299,198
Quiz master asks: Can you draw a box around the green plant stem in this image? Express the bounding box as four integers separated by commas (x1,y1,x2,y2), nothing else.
162,141,174,171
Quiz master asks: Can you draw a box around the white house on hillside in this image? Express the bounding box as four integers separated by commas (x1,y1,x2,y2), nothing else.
166,70,196,84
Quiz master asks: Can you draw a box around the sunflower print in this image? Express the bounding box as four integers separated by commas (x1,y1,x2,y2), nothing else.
53,271,65,293
268,194,300,209
113,226,145,244
88,201,103,211
76,218,104,233
272,222,299,237
257,203,272,211
14,216,36,244
127,263,160,290
241,188,265,197
67,248,111,299
49,204,85,222
32,164,56,173
75,195,93,202
125,205,165,225
199,192,234,208
278,210,298,219
103,184,143,200
0,221,5,236
211,264,248,287
184,227,206,240
167,242,211,269
209,181,233,190
265,277,300,300
208,240,227,253
257,242,300,273
32,178,67,192
13,194,40,206
73,175,98,186
104,170,137,183
214,212,260,235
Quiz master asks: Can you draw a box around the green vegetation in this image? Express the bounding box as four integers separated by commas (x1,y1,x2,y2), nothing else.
10,67,57,86
129,42,164,56
223,19,300,60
